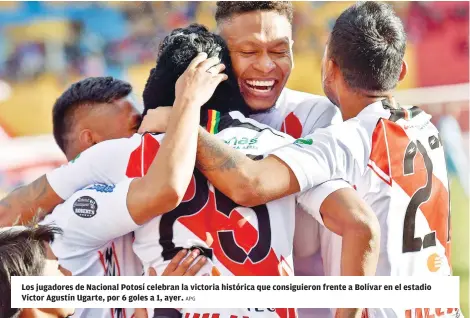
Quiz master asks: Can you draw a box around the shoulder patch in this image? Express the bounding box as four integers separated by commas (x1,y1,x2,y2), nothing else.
73,196,98,218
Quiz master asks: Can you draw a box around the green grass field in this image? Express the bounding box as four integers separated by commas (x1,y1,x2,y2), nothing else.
450,177,469,317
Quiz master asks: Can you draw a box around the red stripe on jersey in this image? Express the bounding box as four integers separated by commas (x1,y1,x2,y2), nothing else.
178,189,284,276
111,242,122,276
369,119,392,185
126,134,161,178
275,308,297,318
280,112,302,139
362,309,369,318
371,120,450,260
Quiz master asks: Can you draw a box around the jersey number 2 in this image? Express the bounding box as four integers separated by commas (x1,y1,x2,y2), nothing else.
402,135,449,253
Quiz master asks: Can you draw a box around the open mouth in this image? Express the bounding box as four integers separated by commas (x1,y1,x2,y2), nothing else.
244,79,276,93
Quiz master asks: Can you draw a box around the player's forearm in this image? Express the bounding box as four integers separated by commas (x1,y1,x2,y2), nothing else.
341,220,380,276
335,308,363,318
0,176,63,226
130,100,200,223
195,128,298,206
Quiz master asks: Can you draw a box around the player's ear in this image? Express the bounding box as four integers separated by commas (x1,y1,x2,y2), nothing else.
399,60,407,82
78,129,95,149
290,39,295,70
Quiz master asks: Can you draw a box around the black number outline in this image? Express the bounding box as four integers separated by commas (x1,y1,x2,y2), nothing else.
159,171,271,263
402,135,449,253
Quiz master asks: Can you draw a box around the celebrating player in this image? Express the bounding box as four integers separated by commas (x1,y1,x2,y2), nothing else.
191,2,455,317
0,24,378,318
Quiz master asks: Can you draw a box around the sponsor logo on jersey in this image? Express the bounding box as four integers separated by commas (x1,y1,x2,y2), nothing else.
85,184,115,193
224,137,258,150
72,196,97,218
293,138,313,146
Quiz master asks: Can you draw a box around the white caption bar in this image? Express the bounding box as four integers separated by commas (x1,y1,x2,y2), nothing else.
11,276,460,309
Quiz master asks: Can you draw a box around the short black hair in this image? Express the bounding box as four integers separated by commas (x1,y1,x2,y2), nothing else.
215,1,293,24
328,1,406,92
143,23,250,116
0,225,62,318
52,77,132,153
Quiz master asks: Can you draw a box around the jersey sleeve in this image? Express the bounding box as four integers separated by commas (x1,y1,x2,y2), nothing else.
41,178,138,246
270,119,371,191
46,136,139,200
297,180,352,225
303,100,343,134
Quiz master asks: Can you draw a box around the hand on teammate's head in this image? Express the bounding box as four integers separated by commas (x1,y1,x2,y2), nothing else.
174,52,228,109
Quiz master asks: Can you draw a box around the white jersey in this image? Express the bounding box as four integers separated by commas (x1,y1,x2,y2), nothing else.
251,88,344,318
47,110,325,318
250,88,342,139
41,179,142,318
272,100,456,318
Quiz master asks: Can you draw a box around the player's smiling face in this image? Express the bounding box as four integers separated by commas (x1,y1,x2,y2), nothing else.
219,10,293,112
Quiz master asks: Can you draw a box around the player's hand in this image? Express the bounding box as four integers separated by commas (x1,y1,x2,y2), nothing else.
160,249,207,276
138,107,171,134
175,52,228,108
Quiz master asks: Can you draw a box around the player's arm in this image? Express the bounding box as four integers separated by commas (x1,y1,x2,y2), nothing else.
298,182,379,318
0,176,63,226
195,127,300,207
127,53,228,224
196,121,365,207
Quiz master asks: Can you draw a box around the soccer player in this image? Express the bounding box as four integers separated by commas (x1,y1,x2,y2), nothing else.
0,225,75,318
191,3,455,317
1,24,378,318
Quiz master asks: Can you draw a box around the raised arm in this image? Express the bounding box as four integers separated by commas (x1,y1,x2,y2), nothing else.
196,127,300,207
128,53,228,224
0,53,227,227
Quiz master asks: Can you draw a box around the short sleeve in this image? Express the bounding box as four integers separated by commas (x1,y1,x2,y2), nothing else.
270,120,371,191
46,136,141,200
41,178,138,247
297,180,352,225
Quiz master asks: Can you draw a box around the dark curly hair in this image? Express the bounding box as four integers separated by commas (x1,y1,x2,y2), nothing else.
215,1,293,24
142,23,250,116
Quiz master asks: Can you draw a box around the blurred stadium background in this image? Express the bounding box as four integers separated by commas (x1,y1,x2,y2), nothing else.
0,1,467,315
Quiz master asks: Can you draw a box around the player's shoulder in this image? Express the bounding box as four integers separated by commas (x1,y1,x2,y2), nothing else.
280,88,343,133
223,111,295,141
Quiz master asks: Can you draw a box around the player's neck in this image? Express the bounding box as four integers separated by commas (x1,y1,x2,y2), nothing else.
340,90,395,120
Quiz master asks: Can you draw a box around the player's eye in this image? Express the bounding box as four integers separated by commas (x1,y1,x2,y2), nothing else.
271,50,288,55
240,51,256,56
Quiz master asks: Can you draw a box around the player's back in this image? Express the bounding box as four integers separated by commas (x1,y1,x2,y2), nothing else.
367,104,450,277
132,111,297,278
286,100,451,278
277,100,454,317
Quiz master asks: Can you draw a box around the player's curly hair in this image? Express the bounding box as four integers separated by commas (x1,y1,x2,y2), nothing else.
215,1,293,24
142,23,250,116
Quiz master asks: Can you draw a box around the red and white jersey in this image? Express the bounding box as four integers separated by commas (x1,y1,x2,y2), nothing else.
251,88,343,318
272,100,455,317
41,179,142,318
46,110,309,318
249,88,342,139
